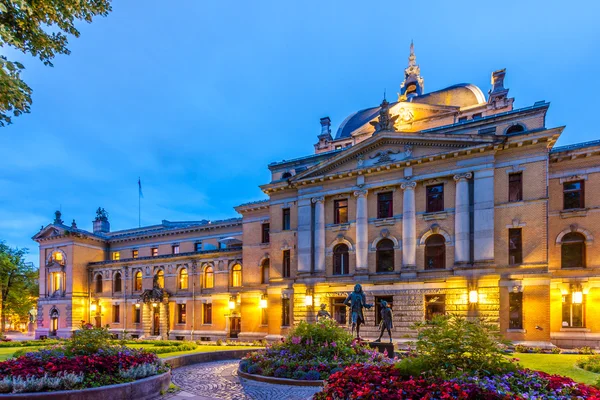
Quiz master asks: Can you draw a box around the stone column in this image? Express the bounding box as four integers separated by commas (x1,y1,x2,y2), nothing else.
297,198,313,274
453,173,472,264
353,190,368,270
474,169,495,263
401,182,417,268
160,300,169,339
142,304,152,337
312,197,326,273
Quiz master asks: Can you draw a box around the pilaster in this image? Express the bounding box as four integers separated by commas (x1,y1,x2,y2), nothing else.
354,190,368,270
401,182,416,268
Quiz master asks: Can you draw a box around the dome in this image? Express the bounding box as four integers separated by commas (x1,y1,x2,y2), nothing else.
411,83,486,108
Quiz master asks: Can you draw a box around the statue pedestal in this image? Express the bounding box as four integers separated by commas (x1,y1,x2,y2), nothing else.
367,341,395,356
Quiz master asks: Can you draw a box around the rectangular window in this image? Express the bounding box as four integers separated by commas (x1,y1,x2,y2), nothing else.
261,223,270,244
134,306,141,323
472,113,482,119
509,292,523,329
508,228,523,265
261,308,268,325
281,297,290,326
563,180,584,209
562,294,584,328
425,295,446,321
374,296,393,326
282,250,291,278
172,245,180,255
377,192,393,219
426,184,444,213
195,242,202,252
334,199,348,224
331,298,347,325
203,303,212,324
132,249,138,259
151,247,158,257
177,304,186,324
282,208,291,230
458,116,468,122
508,172,523,202
112,251,120,261
112,305,120,323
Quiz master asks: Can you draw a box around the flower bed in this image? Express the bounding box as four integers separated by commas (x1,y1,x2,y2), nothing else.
315,364,600,400
239,319,393,381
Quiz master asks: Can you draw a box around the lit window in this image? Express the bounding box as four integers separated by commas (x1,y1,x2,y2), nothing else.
179,268,188,290
155,270,164,288
112,252,120,261
232,264,242,287
334,199,348,224
134,305,141,323
177,304,186,324
562,293,585,328
52,272,62,292
204,266,214,289
425,295,446,320
132,249,138,259
52,251,64,264
134,271,142,291
151,247,158,257
172,245,179,255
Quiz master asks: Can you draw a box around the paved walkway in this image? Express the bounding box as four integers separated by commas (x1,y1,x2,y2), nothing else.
169,360,321,400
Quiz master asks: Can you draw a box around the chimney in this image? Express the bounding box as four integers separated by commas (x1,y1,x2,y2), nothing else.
93,207,110,234
320,117,331,137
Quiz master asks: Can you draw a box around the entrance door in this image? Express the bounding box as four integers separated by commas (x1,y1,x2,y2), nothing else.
153,308,160,336
50,312,58,336
229,317,241,338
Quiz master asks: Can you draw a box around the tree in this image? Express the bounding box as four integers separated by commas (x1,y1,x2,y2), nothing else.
0,0,112,126
0,242,38,332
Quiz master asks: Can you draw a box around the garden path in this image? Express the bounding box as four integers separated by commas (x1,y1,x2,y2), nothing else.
169,360,321,400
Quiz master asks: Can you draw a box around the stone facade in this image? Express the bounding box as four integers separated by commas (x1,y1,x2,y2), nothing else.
33,46,600,347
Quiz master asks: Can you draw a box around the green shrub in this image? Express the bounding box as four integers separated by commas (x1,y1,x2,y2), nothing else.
551,347,561,354
576,346,595,355
215,339,223,346
398,314,517,379
532,347,543,353
146,342,197,354
64,324,114,356
514,344,530,353
577,354,600,373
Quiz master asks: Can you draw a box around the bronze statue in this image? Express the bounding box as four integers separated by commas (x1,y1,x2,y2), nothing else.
316,303,331,321
375,300,393,343
343,284,372,339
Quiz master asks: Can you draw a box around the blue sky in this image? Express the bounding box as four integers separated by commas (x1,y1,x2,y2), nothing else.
1,0,599,265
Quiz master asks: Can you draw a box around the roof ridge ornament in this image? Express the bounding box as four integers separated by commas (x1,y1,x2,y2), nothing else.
370,98,398,133
398,41,424,101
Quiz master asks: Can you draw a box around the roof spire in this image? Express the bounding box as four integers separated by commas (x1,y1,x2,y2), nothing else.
399,41,424,101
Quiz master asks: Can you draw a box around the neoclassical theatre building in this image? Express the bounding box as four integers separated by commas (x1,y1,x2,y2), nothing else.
34,46,600,348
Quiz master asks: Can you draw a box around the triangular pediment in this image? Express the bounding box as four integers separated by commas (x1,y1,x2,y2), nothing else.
292,132,496,181
32,225,66,240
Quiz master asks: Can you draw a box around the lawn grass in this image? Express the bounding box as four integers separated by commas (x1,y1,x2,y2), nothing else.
514,353,599,385
126,344,258,358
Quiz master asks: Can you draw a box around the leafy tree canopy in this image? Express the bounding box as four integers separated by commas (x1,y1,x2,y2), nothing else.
0,0,112,126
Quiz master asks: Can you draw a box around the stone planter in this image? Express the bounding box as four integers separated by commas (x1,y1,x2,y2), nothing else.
0,370,171,400
238,368,324,387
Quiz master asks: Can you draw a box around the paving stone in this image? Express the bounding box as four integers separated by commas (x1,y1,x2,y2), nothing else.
171,360,321,400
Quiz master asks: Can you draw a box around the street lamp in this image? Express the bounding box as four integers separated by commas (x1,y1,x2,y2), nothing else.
305,289,314,307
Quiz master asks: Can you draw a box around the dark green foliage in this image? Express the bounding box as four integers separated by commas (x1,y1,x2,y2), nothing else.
64,323,113,356
0,0,112,126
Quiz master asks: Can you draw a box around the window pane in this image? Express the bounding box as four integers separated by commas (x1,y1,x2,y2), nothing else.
508,229,522,264
282,208,291,230
508,173,523,202
333,244,349,275
426,184,444,213
377,192,393,219
376,239,395,272
425,295,445,321
509,292,523,329
425,235,445,270
334,199,348,224
283,250,291,278
563,181,584,209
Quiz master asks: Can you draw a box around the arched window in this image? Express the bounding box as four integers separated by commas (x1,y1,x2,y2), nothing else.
51,251,65,265
204,266,214,289
134,271,142,291
155,269,164,288
562,232,586,269
179,268,188,290
232,264,242,287
425,234,446,270
376,239,395,272
506,124,525,135
261,259,270,284
95,274,103,293
333,244,349,275
50,309,59,336
114,272,122,293
282,171,292,179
